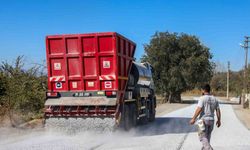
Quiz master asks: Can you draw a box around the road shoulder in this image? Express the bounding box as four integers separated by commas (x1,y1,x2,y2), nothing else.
233,104,250,130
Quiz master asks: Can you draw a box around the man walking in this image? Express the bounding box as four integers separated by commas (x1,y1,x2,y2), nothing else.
190,84,221,150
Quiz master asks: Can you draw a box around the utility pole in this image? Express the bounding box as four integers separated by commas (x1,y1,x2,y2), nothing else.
244,36,249,93
241,36,250,107
227,61,230,99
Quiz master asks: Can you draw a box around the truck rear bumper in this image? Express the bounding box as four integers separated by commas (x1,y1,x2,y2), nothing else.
44,97,117,117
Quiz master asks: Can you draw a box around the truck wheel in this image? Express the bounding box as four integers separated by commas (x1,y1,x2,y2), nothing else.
124,104,132,130
138,98,148,125
130,103,137,127
149,99,156,122
140,114,148,125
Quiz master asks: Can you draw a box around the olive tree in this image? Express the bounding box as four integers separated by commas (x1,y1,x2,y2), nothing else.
142,32,213,103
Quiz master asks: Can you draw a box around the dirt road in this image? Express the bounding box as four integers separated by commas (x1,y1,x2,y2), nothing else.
1,100,250,150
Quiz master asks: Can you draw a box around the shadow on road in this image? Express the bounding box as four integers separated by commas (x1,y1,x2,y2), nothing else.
134,117,197,136
181,100,198,104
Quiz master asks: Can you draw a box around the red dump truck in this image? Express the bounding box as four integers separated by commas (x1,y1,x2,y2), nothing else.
44,32,156,130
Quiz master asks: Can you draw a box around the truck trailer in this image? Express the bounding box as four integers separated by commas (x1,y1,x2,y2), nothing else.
44,32,156,131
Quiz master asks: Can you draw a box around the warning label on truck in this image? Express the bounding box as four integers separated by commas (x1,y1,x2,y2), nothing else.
72,82,77,88
56,82,62,89
88,81,94,87
103,61,110,68
104,81,112,88
54,63,61,70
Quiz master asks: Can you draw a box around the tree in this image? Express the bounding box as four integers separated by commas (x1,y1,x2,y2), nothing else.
142,32,213,103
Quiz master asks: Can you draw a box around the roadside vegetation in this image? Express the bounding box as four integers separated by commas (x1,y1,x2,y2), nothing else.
211,70,243,97
183,64,244,97
0,56,47,127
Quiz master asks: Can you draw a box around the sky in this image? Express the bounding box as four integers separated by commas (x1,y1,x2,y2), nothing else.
0,0,250,71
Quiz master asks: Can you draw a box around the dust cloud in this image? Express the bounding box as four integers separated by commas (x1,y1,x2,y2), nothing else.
0,106,197,150
0,116,195,150
0,123,141,150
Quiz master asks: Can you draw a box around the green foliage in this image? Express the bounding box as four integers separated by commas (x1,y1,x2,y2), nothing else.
211,65,243,97
142,31,213,102
210,72,227,92
0,73,7,97
230,71,243,95
0,56,47,125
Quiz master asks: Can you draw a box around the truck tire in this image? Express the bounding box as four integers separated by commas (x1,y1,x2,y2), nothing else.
124,104,132,130
149,98,156,122
138,98,148,125
140,114,148,125
130,103,137,127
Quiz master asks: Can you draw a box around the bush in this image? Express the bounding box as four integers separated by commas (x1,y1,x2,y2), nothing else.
0,56,47,126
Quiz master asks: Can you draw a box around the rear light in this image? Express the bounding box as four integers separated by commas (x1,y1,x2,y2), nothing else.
105,91,117,97
46,92,58,97
97,91,105,95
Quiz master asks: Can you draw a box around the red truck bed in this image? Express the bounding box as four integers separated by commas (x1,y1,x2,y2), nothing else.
46,32,136,107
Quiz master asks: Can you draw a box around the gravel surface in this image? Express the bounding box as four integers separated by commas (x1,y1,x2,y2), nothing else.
45,117,116,134
1,101,250,150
